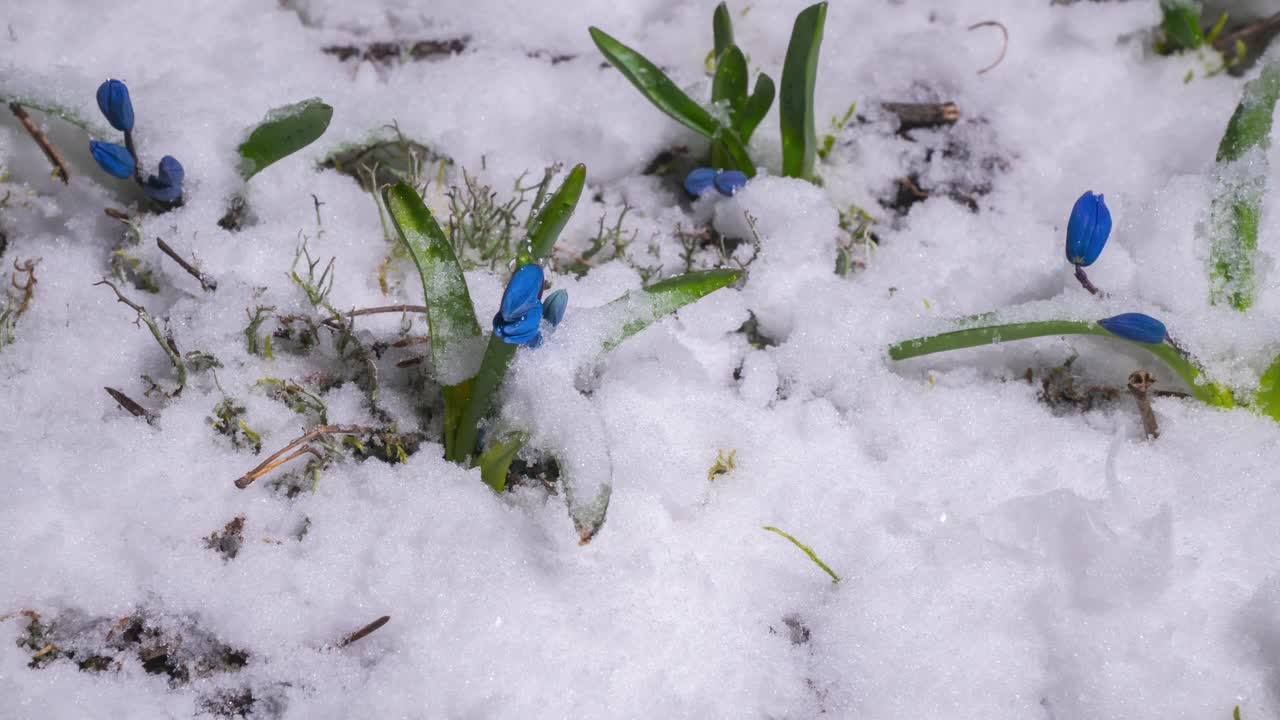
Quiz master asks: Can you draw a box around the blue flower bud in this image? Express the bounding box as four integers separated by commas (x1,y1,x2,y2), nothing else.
1065,190,1111,267
543,288,568,327
494,301,544,345
143,156,184,203
89,140,135,179
684,167,717,197
95,79,134,133
714,170,748,196
1098,313,1167,345
499,264,544,322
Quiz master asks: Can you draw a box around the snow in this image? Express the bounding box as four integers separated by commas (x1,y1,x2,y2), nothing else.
1,0,1279,717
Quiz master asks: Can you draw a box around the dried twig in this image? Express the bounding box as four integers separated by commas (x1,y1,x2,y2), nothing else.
11,258,39,319
321,304,429,329
8,103,69,183
968,20,1008,75
95,280,187,394
234,424,373,488
1212,12,1280,54
1128,370,1159,440
881,102,960,131
156,238,217,292
337,615,390,648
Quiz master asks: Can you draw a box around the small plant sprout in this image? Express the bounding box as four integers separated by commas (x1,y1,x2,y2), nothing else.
89,79,186,207
762,526,840,584
1064,190,1111,295
378,163,741,542
590,2,827,181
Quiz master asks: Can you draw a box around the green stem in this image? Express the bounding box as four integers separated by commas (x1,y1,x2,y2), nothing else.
888,320,1234,408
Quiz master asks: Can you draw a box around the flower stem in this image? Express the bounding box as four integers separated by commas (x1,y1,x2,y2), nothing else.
887,320,1235,408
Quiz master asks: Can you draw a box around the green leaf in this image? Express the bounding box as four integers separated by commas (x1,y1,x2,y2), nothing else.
1209,62,1280,311
737,73,776,143
520,163,586,264
1158,0,1205,53
383,183,483,455
887,319,1235,408
713,2,734,61
477,432,527,492
712,45,748,121
763,526,840,583
779,2,827,180
589,26,720,138
449,335,516,464
600,268,742,350
238,98,333,180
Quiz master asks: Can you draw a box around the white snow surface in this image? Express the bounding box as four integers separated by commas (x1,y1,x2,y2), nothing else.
1,0,1279,717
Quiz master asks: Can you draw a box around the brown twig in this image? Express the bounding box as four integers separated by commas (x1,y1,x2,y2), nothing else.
1212,12,1280,53
235,424,373,488
337,615,390,647
156,238,217,292
881,102,960,131
8,103,69,183
11,258,39,319
968,20,1008,75
321,305,429,329
103,208,131,222
1128,370,1159,440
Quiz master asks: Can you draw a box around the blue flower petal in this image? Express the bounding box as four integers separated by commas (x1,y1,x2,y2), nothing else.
157,155,184,187
95,79,134,133
1066,191,1111,267
714,170,748,196
493,302,544,345
499,264,544,323
89,140,135,179
684,167,718,197
543,288,568,327
1098,313,1167,345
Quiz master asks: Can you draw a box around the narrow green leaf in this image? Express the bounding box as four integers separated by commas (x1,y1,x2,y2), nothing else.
1158,0,1205,53
565,472,612,545
238,98,333,180
1250,352,1280,422
478,432,527,492
763,526,840,584
713,2,734,61
600,268,741,350
887,319,1235,408
589,26,720,138
383,183,483,455
450,335,517,464
737,73,776,143
521,163,586,264
712,45,748,121
1209,62,1280,311
779,2,827,179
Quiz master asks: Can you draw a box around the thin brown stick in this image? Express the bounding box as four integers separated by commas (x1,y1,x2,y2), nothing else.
1128,370,1159,440
881,102,960,131
235,424,373,488
337,615,390,647
8,103,69,184
1212,12,1280,53
156,238,217,292
321,305,429,329
968,20,1008,75
11,258,38,319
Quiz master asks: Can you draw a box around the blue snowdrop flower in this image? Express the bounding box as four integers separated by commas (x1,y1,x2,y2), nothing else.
493,263,545,346
90,140,136,178
96,79,134,133
714,170,748,196
1098,313,1167,345
143,155,185,204
684,167,718,197
543,288,568,327
1065,191,1111,267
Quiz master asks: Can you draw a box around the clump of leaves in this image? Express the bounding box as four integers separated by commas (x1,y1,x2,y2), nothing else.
590,2,827,180
209,396,263,453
